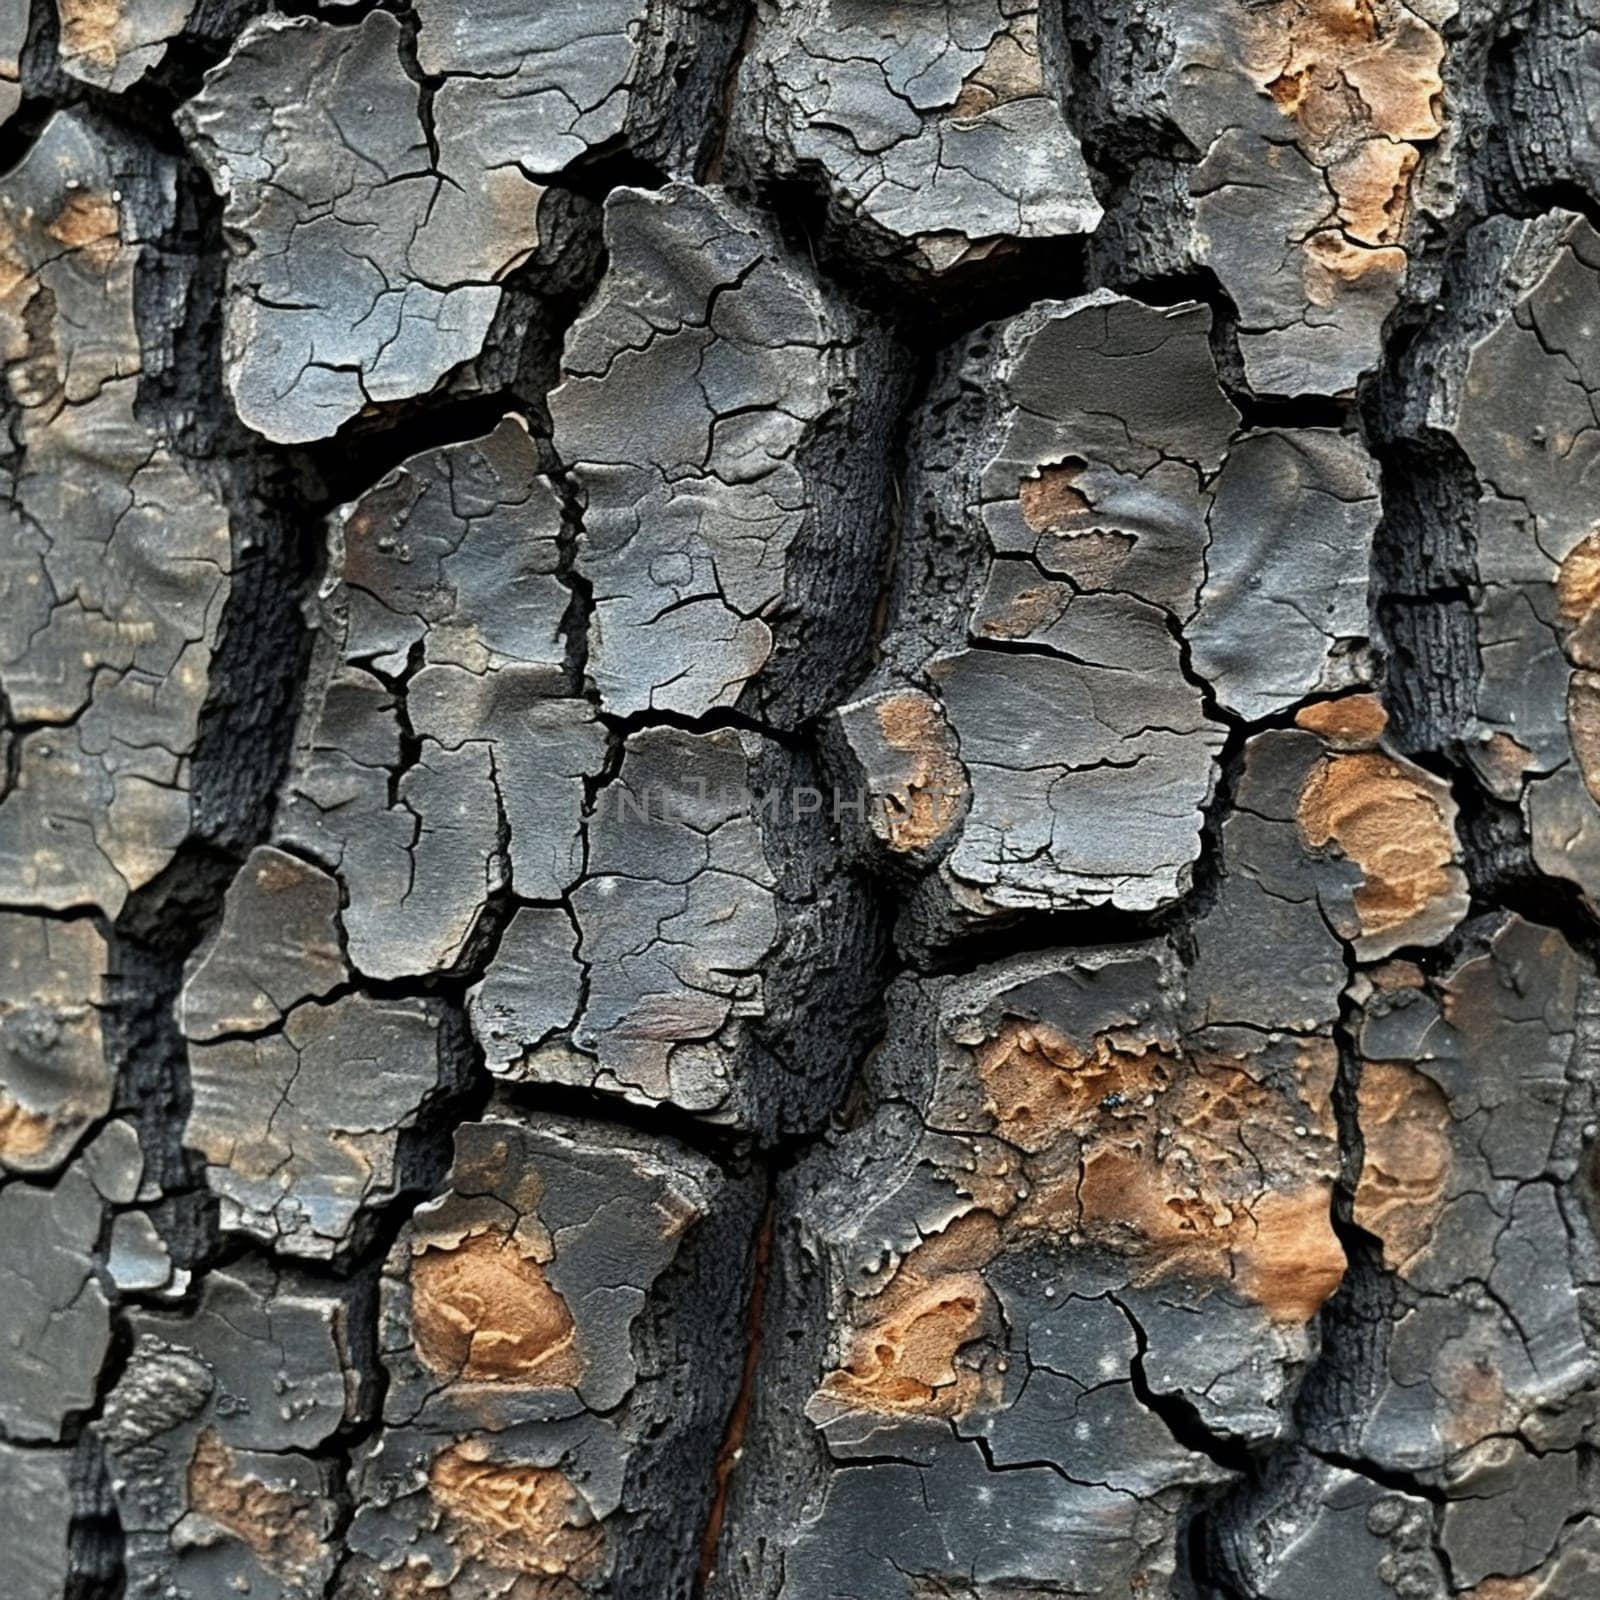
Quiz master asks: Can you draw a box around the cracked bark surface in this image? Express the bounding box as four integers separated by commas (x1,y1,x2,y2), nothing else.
2,2,1600,1598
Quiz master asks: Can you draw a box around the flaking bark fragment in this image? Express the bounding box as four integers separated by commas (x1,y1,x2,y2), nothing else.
471,724,882,1141
727,0,1102,278
551,182,904,728
0,115,233,916
99,1261,369,1600
341,1113,759,1599
837,290,1380,947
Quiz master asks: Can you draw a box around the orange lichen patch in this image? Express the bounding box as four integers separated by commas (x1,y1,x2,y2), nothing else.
871,691,969,854
1076,1142,1342,1323
1477,731,1537,796
1569,671,1600,806
429,1445,605,1586
1556,528,1600,627
1330,140,1419,246
974,1019,1174,1155
0,1096,54,1162
0,215,29,304
58,0,123,73
1365,957,1426,993
1303,232,1408,305
1018,459,1090,531
1235,1184,1347,1323
950,14,1042,116
813,1213,1002,1420
1298,750,1460,939
185,1428,325,1577
1462,1577,1538,1600
818,1274,994,1416
46,190,122,272
1293,1036,1341,1142
1354,1060,1452,1274
1056,1049,1342,1320
1295,692,1388,750
1245,0,1444,151
411,1229,582,1386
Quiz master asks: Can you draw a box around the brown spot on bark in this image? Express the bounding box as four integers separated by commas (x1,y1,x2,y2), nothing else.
950,14,1042,117
812,1212,1002,1420
1569,670,1600,807
1303,232,1409,305
1065,1050,1342,1320
1462,1578,1537,1600
1246,0,1443,151
185,1428,325,1578
58,0,122,73
1076,1144,1343,1322
1478,731,1537,795
973,582,1064,642
46,191,121,272
411,1229,582,1386
1295,693,1389,749
1331,139,1419,246
974,1019,1173,1155
1298,749,1462,942
1354,1060,1452,1275
0,1097,53,1161
429,1445,605,1586
1236,1185,1348,1324
1558,529,1600,631
871,691,969,854
1366,957,1426,992
1018,459,1090,531
817,1274,994,1416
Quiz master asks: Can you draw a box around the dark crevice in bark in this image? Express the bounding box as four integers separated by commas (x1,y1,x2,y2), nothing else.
696,1179,775,1596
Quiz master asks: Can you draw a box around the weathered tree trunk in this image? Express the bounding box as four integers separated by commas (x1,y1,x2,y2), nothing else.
3,1,1599,1597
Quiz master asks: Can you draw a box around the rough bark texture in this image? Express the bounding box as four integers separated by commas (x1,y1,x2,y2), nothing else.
2,2,1600,1598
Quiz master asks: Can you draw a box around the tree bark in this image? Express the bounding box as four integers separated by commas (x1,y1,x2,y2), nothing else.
1,1,1598,1597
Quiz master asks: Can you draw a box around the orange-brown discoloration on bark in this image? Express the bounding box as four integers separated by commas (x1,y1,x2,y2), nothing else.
58,0,122,73
973,582,1064,642
1246,0,1444,151
411,1229,582,1386
46,191,122,273
814,1213,1002,1420
1236,1185,1349,1324
872,691,968,854
1479,731,1537,794
1556,528,1600,629
1462,1577,1538,1600
950,13,1041,117
0,214,28,304
185,1428,325,1577
1018,459,1090,531
1354,1059,1452,1274
968,1019,1345,1320
429,1445,605,1586
0,1097,54,1161
1298,749,1459,940
1568,670,1600,805
1330,140,1419,247
1303,232,1408,304
975,1019,1174,1156
1075,1136,1344,1323
1295,693,1388,749
1243,1,1444,327
818,1274,994,1416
